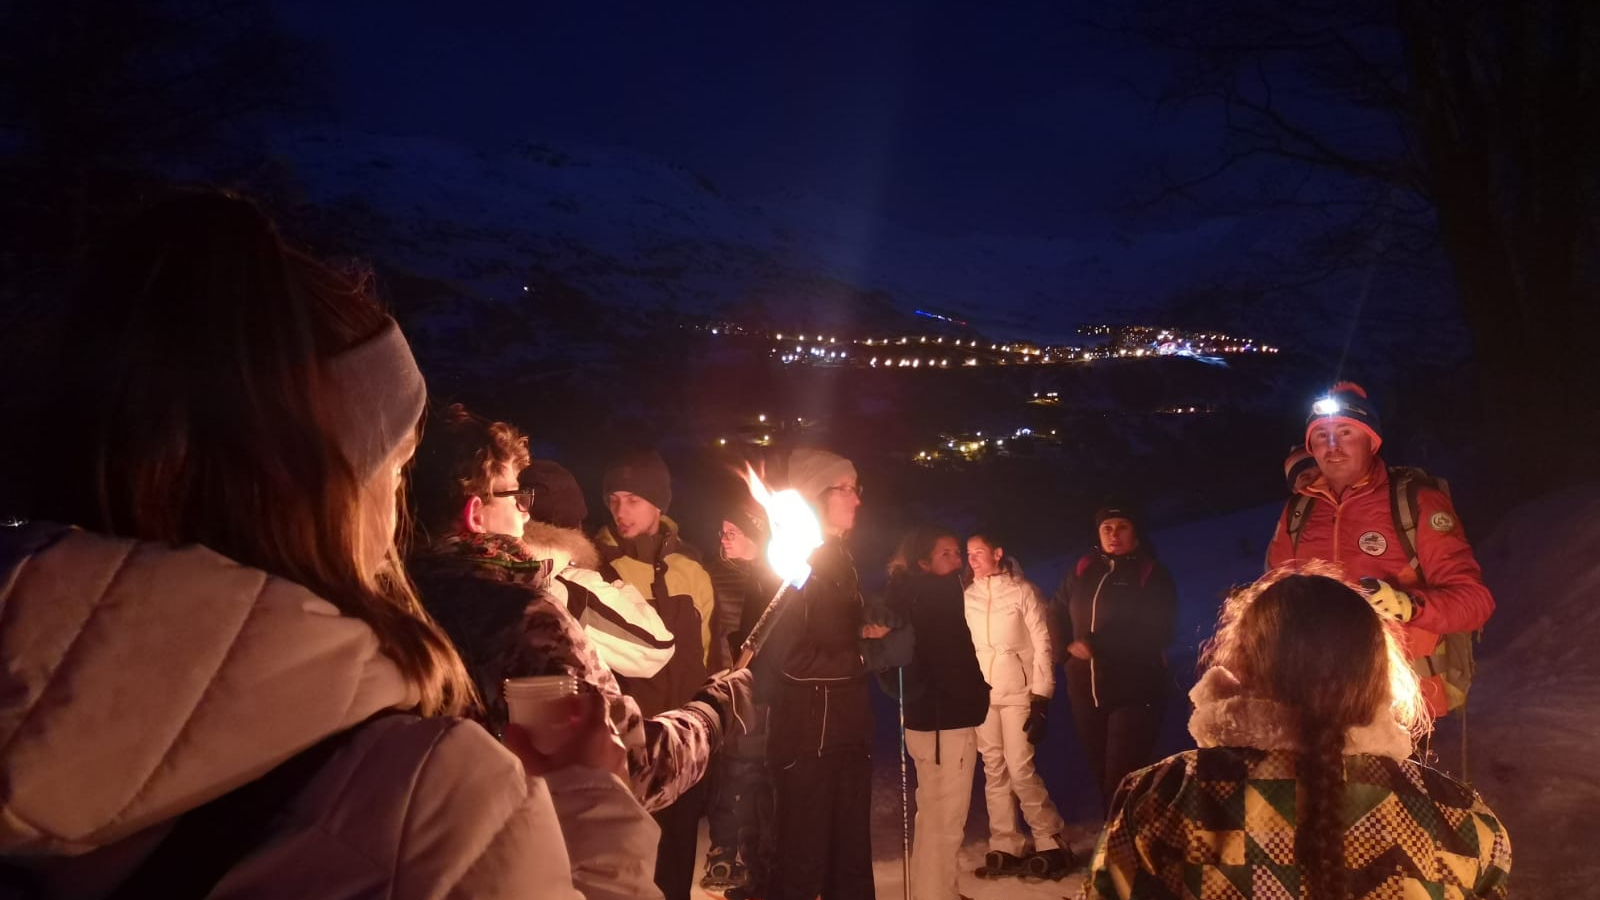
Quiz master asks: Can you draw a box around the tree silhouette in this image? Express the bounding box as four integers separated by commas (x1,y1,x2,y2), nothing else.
1096,0,1600,492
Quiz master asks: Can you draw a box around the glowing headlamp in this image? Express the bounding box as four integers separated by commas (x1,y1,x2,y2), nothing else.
1311,397,1342,416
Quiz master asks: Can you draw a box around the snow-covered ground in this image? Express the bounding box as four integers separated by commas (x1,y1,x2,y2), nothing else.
692,487,1600,898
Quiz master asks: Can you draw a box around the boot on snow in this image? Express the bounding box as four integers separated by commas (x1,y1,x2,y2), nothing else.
975,850,1028,879
1024,847,1076,880
700,846,746,891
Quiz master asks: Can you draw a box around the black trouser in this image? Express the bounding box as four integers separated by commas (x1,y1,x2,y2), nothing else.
768,747,875,900
1066,674,1167,816
652,778,708,900
706,746,774,881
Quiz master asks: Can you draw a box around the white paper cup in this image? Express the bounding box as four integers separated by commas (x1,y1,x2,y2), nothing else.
503,675,584,755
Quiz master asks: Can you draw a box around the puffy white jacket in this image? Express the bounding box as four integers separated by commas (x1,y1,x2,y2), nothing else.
524,521,676,680
963,569,1055,706
0,525,662,900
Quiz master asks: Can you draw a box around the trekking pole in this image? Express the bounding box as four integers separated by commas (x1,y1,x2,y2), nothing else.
898,666,911,900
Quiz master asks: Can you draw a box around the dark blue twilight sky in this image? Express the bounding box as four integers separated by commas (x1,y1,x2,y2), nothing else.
271,0,1218,239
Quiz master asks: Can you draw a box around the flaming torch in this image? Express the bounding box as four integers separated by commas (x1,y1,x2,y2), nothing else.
734,465,824,669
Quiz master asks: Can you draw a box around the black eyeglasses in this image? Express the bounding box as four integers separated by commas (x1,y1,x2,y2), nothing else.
825,483,864,498
491,487,537,512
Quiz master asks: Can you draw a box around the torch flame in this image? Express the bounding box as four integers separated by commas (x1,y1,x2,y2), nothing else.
744,465,824,589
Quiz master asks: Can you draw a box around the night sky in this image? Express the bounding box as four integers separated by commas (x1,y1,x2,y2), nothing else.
272,0,1213,239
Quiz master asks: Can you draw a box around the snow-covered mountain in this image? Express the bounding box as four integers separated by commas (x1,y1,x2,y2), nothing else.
232,128,1433,356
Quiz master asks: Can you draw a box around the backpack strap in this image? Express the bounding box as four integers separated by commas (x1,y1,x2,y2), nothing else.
1387,468,1424,579
106,711,400,900
1284,494,1316,554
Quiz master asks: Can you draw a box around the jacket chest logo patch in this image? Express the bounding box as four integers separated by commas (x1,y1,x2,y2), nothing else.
1358,531,1388,556
1430,512,1456,533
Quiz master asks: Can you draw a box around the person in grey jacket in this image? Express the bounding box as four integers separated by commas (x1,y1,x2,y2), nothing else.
0,192,658,899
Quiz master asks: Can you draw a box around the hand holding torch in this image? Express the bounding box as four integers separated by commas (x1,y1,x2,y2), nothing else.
733,466,823,670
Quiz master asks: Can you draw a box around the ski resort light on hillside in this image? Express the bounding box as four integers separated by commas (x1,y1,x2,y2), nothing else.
734,467,825,669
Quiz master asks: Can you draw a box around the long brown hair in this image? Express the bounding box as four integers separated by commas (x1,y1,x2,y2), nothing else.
33,190,474,716
887,524,957,579
1202,565,1425,900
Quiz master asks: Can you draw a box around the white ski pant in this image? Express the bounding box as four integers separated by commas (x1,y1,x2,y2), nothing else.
906,727,976,900
976,703,1064,855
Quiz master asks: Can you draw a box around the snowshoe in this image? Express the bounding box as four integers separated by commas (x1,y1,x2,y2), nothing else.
974,849,1027,879
1024,847,1076,881
700,846,746,891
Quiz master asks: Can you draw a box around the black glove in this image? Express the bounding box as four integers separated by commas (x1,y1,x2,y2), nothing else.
1023,694,1049,744
694,667,756,737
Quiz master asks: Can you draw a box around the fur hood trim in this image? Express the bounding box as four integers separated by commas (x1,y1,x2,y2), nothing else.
1187,667,1413,760
523,521,601,572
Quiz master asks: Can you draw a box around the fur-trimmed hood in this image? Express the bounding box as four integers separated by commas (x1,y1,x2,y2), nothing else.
1187,666,1413,760
523,520,602,572
522,521,674,682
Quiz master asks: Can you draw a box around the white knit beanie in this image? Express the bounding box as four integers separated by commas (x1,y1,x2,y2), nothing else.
787,447,856,503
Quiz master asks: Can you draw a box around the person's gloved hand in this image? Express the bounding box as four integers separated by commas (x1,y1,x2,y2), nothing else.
694,667,756,736
1360,578,1419,623
1023,694,1049,744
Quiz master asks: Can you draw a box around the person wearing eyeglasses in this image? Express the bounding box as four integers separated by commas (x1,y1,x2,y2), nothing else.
760,446,884,900
408,408,752,841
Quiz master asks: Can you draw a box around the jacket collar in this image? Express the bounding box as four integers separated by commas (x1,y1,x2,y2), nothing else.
522,520,602,572
419,531,554,593
595,515,687,566
1188,667,1413,760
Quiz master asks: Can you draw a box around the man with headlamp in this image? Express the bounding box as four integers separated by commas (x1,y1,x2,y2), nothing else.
1266,382,1495,719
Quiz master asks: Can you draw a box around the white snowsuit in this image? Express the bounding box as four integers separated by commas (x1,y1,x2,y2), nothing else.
964,567,1067,856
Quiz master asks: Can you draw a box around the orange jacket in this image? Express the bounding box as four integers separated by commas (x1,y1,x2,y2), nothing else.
1266,458,1495,715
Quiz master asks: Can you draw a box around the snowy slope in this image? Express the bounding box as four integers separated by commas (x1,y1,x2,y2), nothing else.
1463,484,1600,898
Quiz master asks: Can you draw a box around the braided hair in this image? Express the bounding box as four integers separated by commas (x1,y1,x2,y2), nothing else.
1202,564,1427,900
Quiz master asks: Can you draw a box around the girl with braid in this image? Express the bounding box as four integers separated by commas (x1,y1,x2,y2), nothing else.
1084,564,1511,900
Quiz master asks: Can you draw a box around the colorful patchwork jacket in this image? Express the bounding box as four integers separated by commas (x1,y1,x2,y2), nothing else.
1084,668,1511,900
